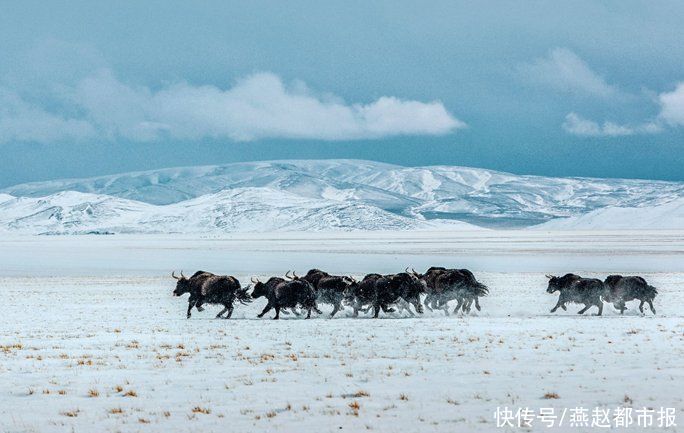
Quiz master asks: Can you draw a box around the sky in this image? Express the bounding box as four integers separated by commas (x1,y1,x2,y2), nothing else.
1,0,683,187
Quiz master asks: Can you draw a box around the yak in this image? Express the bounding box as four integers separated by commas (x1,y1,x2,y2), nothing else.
315,275,358,318
546,273,604,316
371,272,426,318
411,267,447,311
300,268,330,290
603,275,657,314
172,270,251,319
251,277,321,320
431,269,488,315
348,273,385,317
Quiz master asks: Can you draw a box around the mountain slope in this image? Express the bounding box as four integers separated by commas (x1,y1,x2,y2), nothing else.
535,198,684,230
0,188,475,235
2,159,683,232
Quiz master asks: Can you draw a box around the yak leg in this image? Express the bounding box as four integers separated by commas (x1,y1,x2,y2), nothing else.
398,299,415,317
313,304,323,315
373,304,381,318
423,294,433,311
306,308,312,319
273,306,281,320
381,304,395,313
647,300,656,314
411,299,424,315
224,305,234,319
550,298,564,313
595,302,603,316
452,297,463,314
258,303,273,318
463,298,473,313
216,306,229,318
474,297,482,311
330,302,341,318
638,300,645,314
186,297,198,319
577,304,591,314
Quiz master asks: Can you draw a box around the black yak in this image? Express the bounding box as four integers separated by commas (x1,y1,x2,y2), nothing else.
428,268,488,315
603,275,657,314
546,273,604,316
172,271,251,319
372,272,426,318
349,273,385,317
317,275,358,318
411,267,447,311
300,268,330,290
251,277,321,319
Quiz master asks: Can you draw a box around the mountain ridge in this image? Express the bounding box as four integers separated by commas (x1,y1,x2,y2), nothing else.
2,159,683,233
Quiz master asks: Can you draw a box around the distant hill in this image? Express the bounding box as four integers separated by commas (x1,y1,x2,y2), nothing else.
1,159,682,233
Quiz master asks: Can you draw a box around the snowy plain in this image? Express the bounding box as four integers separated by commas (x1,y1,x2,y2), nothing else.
1,231,683,433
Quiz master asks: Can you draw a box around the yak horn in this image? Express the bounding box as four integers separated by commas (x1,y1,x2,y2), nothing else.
285,270,292,279
251,276,259,284
180,270,185,278
545,274,554,279
405,267,410,273
172,271,180,280
411,267,418,275
292,271,299,279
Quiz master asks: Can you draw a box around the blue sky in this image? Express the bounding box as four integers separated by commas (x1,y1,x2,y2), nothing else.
1,0,683,186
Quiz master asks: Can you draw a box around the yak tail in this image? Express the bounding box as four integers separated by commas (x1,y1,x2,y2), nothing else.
236,287,253,305
473,282,489,297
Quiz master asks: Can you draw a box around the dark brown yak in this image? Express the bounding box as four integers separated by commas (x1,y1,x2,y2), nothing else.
603,275,657,314
546,273,604,316
172,271,251,319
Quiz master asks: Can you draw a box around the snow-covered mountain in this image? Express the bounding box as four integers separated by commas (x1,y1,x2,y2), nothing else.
1,159,683,233
0,187,475,235
535,198,684,230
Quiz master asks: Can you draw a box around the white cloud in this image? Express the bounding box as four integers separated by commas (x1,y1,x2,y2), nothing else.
562,112,661,137
0,70,464,144
519,48,620,98
658,82,684,126
0,89,97,143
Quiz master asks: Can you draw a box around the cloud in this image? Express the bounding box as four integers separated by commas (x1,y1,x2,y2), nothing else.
0,89,97,143
519,48,620,99
658,82,684,126
0,69,464,144
562,112,661,137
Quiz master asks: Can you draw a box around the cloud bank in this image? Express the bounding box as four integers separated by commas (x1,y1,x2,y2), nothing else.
562,82,684,137
562,112,661,137
0,70,464,144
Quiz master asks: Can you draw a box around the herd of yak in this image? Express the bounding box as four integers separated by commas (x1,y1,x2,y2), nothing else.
171,267,658,319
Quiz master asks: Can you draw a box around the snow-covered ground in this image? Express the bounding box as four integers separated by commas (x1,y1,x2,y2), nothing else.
1,231,683,432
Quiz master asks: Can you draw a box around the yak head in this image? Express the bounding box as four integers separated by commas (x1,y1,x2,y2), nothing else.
172,271,191,296
342,276,359,303
284,270,301,280
250,277,268,299
407,267,424,280
545,274,561,294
